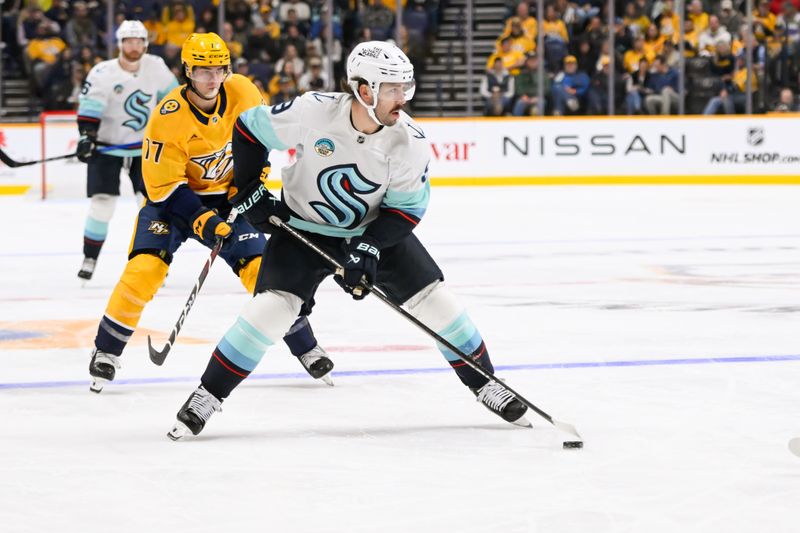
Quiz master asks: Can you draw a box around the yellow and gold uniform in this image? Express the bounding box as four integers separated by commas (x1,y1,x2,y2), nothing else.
90,35,270,380
143,73,262,203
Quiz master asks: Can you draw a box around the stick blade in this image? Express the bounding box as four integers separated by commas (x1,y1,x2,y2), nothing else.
0,149,23,168
147,335,169,366
552,419,583,443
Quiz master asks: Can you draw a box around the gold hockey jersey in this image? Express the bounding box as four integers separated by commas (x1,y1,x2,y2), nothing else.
142,74,264,202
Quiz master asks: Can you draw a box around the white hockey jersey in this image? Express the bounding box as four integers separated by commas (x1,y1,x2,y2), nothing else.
239,92,431,238
78,54,178,157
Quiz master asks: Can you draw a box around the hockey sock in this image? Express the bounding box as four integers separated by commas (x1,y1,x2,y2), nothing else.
405,281,493,389
282,316,317,357
437,314,493,389
83,194,117,259
237,256,261,294
202,290,302,399
94,315,134,356
96,254,168,355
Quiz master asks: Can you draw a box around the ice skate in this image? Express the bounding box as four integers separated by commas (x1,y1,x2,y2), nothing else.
78,257,96,284
89,348,121,393
298,345,334,386
167,386,222,440
472,380,531,427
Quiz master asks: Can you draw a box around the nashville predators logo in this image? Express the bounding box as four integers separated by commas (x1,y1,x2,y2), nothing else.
160,100,180,115
148,220,170,235
189,142,233,181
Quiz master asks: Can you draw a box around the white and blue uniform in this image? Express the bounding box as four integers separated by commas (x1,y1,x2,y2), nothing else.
76,54,178,273
192,91,498,406
78,54,177,157
238,92,431,237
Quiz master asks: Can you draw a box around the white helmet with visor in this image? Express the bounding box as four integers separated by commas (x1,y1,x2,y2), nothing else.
347,41,415,126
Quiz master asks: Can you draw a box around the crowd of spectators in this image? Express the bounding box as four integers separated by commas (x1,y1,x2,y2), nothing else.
0,0,440,112
482,0,800,116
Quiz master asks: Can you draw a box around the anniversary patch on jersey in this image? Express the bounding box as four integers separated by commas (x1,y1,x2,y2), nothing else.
314,138,335,157
160,99,180,115
189,141,234,181
148,220,170,235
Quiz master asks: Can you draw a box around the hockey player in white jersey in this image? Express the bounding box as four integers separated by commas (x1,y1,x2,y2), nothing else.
76,20,178,281
167,41,530,440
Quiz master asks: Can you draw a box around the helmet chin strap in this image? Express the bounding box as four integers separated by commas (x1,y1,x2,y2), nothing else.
352,85,387,127
188,81,218,101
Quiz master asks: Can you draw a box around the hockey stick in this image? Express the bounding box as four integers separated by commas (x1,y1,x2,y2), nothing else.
0,141,141,168
269,216,583,443
147,210,238,366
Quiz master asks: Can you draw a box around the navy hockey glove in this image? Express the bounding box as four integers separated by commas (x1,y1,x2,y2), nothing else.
337,236,380,300
191,207,232,243
231,180,290,233
76,135,97,163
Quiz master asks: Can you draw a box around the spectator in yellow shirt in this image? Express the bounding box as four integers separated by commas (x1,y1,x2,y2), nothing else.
687,0,710,34
624,35,648,73
163,2,195,50
623,2,650,36
503,1,537,42
754,0,777,34
674,19,700,57
643,24,665,63
498,17,536,55
542,5,569,43
658,0,680,39
486,36,526,75
27,21,66,88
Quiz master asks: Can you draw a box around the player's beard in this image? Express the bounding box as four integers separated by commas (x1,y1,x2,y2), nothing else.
121,49,144,63
376,102,404,126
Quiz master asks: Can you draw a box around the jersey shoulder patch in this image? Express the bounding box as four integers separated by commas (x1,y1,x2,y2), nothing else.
159,99,181,115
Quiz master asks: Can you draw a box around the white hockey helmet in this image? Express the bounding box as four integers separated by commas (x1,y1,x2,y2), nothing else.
116,20,148,48
347,41,415,125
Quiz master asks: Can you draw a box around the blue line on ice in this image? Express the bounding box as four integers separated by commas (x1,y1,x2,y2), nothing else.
1,353,798,390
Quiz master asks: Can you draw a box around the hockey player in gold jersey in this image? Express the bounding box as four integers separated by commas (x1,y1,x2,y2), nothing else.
88,33,333,393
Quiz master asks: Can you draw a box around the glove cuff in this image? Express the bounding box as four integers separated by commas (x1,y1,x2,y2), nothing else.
351,235,381,260
191,207,216,241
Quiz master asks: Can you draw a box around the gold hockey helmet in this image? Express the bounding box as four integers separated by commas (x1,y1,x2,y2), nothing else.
181,33,230,69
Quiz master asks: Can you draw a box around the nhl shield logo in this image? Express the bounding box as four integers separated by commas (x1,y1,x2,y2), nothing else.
746,127,764,146
148,220,170,235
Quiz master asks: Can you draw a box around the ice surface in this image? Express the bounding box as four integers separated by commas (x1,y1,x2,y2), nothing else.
1,186,798,533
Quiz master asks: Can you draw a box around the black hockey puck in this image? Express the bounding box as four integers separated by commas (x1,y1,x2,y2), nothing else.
563,441,583,449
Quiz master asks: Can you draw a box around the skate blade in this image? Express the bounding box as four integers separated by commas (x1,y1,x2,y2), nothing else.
511,415,532,428
320,373,334,386
89,377,108,393
167,421,191,441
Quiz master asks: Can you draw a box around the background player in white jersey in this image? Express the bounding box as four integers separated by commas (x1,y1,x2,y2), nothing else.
167,41,530,440
76,20,178,282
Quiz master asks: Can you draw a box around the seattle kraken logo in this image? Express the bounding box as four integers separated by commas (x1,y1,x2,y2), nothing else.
123,90,153,131
311,165,380,229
